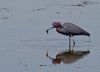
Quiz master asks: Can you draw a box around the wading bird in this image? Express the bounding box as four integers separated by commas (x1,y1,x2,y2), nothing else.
46,22,90,51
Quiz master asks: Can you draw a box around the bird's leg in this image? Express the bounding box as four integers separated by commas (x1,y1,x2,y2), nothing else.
72,36,75,52
69,35,71,52
72,36,75,46
46,50,54,60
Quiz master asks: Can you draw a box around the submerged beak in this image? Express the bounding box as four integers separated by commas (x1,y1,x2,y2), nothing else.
46,26,54,34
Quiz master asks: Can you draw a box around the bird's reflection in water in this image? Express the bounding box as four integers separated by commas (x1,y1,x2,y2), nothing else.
46,50,90,64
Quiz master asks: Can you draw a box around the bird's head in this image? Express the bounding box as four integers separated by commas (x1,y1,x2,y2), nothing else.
46,22,62,34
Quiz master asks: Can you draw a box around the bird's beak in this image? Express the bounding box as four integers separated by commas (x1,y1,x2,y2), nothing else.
46,26,54,34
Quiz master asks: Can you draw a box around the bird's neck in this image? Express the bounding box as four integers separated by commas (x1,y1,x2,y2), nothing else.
56,28,62,33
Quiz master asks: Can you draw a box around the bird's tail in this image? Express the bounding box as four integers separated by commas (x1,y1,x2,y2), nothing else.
86,32,90,36
82,30,90,36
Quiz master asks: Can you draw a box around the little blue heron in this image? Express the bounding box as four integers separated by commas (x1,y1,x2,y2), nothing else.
46,22,90,51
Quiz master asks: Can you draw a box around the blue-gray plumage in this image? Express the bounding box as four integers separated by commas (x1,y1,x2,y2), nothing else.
46,22,90,51
59,22,90,36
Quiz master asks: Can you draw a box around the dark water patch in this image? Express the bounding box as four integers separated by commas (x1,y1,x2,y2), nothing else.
32,8,46,11
0,8,10,20
23,64,28,67
82,1,99,5
28,18,32,22
62,1,99,7
75,66,81,69
68,4,84,7
55,3,61,6
38,64,52,67
0,8,10,12
21,64,31,71
39,65,47,66
1,16,8,20
56,12,61,14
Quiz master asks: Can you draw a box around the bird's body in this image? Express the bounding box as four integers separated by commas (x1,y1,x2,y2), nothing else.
55,22,90,36
46,22,90,52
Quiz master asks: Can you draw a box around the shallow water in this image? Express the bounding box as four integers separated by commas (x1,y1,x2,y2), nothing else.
0,0,100,72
